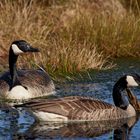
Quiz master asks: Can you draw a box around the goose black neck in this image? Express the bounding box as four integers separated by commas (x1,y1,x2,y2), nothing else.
9,48,21,89
113,76,129,110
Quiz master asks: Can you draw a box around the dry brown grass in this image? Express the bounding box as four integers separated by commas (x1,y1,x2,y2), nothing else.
0,0,140,79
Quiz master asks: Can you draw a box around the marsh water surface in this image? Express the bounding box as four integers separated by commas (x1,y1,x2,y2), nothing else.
0,58,140,140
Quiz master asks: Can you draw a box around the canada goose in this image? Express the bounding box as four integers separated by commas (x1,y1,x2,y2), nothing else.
126,88,140,111
0,40,55,100
15,74,140,122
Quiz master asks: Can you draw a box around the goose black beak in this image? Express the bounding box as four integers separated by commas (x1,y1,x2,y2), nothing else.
27,47,40,52
133,73,140,86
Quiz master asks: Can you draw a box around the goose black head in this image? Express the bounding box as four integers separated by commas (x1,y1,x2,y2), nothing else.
11,40,39,55
113,74,140,109
113,73,140,93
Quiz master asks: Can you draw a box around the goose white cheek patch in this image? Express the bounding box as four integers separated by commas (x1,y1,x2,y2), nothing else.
126,76,138,87
12,44,24,55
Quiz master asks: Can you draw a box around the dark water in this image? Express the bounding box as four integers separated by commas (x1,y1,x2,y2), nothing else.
1,58,140,140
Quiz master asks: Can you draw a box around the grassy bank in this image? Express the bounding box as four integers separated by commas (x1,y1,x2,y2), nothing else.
0,0,140,80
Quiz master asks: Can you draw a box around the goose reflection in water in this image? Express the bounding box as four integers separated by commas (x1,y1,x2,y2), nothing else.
15,114,139,140
113,116,139,140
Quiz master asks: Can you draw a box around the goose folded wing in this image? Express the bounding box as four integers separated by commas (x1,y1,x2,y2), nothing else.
18,96,113,117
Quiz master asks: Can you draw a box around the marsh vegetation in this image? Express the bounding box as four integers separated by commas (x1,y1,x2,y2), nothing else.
0,0,140,80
